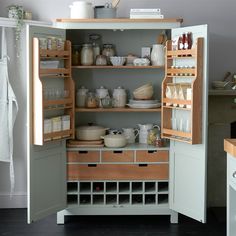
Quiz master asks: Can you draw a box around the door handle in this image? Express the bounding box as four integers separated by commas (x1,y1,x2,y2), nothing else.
233,171,236,178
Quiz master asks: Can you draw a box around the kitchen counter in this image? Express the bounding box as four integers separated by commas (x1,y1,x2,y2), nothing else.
224,139,236,158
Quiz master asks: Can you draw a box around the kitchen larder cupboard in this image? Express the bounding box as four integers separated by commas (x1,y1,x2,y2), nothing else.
27,19,208,224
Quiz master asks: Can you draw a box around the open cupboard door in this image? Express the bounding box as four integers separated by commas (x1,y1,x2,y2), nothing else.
27,25,68,223
168,25,208,222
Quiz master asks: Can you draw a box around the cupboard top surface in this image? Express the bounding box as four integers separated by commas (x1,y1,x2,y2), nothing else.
54,18,183,30
224,139,236,158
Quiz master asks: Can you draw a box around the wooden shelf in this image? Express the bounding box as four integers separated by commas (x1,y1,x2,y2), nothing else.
72,65,164,69
167,49,196,57
166,68,195,76
161,38,204,145
162,98,191,106
33,37,75,146
40,68,70,75
40,49,70,57
75,107,161,113
162,105,191,111
44,129,73,140
56,18,183,23
209,89,236,96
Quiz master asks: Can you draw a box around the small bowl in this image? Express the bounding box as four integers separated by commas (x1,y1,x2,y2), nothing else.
212,81,229,90
110,56,126,66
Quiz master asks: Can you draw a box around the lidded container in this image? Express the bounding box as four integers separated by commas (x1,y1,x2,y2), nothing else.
96,86,109,107
89,34,101,64
112,86,127,108
69,1,94,19
102,44,115,64
81,43,93,66
72,45,81,66
76,86,88,108
86,92,99,108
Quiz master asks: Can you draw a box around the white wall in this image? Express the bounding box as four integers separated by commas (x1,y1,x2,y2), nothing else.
0,0,235,208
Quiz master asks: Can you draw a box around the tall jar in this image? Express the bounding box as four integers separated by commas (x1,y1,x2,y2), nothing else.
112,86,127,108
81,43,93,66
76,86,88,108
72,45,81,66
102,44,115,65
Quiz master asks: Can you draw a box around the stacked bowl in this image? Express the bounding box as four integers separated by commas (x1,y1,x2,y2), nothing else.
133,83,154,100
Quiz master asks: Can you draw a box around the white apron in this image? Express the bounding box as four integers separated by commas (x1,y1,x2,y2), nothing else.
0,28,18,194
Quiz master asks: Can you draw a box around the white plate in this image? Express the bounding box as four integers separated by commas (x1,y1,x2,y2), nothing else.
129,99,159,104
127,103,161,109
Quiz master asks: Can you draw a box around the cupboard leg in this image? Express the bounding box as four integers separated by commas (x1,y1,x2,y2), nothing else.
170,211,178,224
57,211,65,225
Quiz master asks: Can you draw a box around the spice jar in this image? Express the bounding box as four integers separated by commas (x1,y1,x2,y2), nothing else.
81,43,93,66
102,44,115,65
86,92,99,108
72,45,81,66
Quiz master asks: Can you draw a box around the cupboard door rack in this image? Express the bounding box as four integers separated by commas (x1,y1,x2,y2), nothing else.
161,37,203,144
32,37,75,145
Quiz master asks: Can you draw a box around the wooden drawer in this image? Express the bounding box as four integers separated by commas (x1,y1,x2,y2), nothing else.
67,164,168,180
101,151,134,163
67,151,100,163
136,150,169,162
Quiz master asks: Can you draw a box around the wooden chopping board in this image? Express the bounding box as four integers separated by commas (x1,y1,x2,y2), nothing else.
67,139,104,148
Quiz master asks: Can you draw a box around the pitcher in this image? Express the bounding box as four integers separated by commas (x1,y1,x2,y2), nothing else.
122,128,139,144
151,44,165,66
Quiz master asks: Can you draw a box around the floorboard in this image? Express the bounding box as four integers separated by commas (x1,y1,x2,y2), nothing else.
0,208,226,236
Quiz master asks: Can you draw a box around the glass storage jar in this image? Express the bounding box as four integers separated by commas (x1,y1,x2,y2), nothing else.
72,45,81,66
81,43,93,66
102,44,115,65
86,92,99,108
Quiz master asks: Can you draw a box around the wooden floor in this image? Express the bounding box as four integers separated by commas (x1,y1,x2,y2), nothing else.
0,208,226,236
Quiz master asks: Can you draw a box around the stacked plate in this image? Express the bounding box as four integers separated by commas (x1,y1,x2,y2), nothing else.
127,99,161,109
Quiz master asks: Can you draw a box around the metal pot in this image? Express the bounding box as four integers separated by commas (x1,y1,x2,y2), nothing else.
101,134,127,148
76,125,108,140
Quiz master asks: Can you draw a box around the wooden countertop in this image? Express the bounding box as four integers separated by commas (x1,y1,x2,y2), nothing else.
224,139,236,158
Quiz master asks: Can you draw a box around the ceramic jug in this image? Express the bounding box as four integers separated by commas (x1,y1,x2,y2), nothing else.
151,44,165,66
122,128,139,144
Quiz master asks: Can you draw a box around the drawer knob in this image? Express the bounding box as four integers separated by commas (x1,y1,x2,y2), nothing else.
233,171,236,178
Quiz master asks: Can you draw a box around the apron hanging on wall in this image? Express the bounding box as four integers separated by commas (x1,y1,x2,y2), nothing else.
0,27,19,194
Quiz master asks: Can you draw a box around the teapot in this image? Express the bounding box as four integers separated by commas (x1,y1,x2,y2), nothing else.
122,128,139,144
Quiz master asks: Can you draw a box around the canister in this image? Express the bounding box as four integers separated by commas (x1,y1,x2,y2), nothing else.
52,116,62,139
62,115,70,137
44,119,52,141
81,44,93,66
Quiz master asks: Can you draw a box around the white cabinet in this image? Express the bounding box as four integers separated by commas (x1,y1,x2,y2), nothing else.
27,19,208,225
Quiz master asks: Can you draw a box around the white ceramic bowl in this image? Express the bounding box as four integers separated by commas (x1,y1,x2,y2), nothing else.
212,81,228,89
133,84,154,100
110,56,126,66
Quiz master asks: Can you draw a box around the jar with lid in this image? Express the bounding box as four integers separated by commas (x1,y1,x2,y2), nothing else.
81,43,93,66
72,45,81,66
112,86,127,108
86,92,99,108
102,44,115,65
76,86,88,108
89,34,101,64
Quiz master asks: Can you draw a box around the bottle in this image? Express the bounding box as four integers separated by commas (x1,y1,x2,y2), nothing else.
187,32,193,49
183,33,188,50
178,36,184,50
